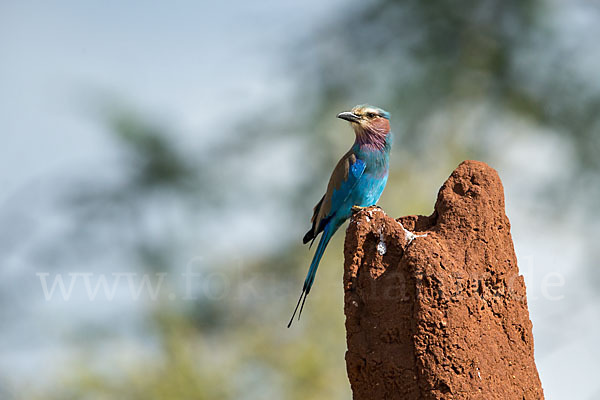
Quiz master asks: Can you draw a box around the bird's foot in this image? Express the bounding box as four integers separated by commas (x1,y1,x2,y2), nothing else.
351,205,366,213
352,205,382,213
398,222,427,246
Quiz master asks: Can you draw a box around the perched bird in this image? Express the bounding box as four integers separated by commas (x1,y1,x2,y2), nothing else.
288,105,393,327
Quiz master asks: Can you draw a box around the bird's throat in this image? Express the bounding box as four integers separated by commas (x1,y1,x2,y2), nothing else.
354,124,389,151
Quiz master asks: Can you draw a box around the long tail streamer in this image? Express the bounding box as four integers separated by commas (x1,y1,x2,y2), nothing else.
287,225,336,327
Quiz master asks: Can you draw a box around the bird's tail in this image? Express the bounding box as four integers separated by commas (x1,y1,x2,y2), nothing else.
287,223,337,328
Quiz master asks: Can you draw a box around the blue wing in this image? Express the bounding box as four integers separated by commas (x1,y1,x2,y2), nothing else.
329,157,365,215
303,152,365,245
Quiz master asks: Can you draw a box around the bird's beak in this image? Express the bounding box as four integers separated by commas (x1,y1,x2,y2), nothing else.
337,111,361,123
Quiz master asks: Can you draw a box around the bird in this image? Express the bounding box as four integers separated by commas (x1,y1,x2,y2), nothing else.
288,105,393,327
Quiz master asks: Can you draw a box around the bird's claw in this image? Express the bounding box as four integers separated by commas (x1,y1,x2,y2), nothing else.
352,205,382,213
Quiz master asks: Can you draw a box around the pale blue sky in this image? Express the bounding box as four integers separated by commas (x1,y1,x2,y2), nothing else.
0,0,344,202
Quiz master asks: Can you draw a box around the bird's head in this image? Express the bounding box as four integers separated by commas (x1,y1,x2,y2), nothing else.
337,105,391,143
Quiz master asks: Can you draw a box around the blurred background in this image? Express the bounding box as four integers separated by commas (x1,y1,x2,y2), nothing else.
1,0,599,398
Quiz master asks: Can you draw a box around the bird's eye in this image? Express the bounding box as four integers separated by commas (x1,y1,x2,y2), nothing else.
367,112,376,118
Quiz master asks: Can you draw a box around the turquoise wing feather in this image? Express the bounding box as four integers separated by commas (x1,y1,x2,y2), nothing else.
303,151,365,245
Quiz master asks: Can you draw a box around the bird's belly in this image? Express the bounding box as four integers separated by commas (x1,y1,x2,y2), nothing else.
340,172,388,219
354,173,388,205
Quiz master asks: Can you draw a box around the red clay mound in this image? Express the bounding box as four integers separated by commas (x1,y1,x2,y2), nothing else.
344,160,543,400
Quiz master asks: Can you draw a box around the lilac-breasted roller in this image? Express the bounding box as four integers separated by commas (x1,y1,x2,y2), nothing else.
288,105,392,327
